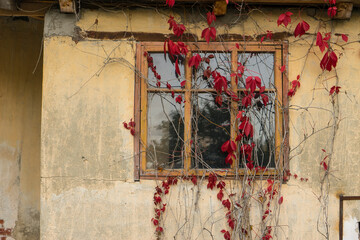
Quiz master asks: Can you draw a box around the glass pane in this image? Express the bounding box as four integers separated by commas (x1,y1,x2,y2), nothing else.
191,93,231,169
147,93,184,169
238,53,274,89
238,93,276,168
147,53,185,88
192,52,231,89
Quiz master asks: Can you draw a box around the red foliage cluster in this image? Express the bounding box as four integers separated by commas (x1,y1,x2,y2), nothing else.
202,12,217,43
320,50,338,71
294,20,310,37
288,75,300,97
168,16,186,37
123,119,135,136
326,0,337,18
329,86,341,95
277,12,293,27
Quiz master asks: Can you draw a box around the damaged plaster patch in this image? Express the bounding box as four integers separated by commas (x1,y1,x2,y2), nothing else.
44,9,76,37
0,142,20,230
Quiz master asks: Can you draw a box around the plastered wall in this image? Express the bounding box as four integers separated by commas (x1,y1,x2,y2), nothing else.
0,17,43,239
42,7,360,240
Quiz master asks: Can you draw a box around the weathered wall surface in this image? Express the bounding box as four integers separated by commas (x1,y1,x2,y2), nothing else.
0,17,42,239
42,8,360,240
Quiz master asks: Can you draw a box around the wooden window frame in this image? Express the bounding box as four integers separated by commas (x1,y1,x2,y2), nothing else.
134,41,289,180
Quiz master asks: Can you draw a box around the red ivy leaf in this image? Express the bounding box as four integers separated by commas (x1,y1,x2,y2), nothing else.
329,86,341,95
294,20,310,38
221,140,236,153
245,76,262,93
217,189,224,201
280,65,286,73
201,27,216,43
206,12,216,26
156,226,164,232
278,196,283,204
166,0,175,7
328,6,337,18
323,162,328,170
320,51,338,71
188,54,202,69
277,11,293,27
175,95,182,104
341,34,348,42
191,175,197,185
260,36,265,43
222,199,231,210
180,80,186,87
175,58,181,76
316,32,329,53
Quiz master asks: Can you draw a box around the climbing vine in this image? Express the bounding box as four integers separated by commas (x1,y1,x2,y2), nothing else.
120,0,354,239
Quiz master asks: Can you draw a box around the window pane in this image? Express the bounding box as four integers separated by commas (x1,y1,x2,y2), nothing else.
238,93,276,168
238,53,274,89
147,93,184,169
147,53,185,88
191,93,231,169
192,52,231,89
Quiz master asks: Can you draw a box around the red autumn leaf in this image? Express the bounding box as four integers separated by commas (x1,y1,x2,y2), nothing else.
260,36,265,43
246,76,262,93
341,34,348,42
266,30,273,39
180,80,186,87
201,27,216,43
222,199,231,210
217,189,224,201
217,180,226,189
214,95,222,106
130,128,135,136
123,122,130,130
278,196,283,204
207,173,217,190
329,86,341,95
328,6,337,18
277,11,293,27
171,91,175,98
316,32,329,53
177,41,188,55
322,162,328,170
236,110,244,119
294,20,310,38
156,81,161,87
225,153,234,165
261,93,269,106
235,43,240,49
280,65,286,73
206,12,216,26
239,119,254,138
188,54,202,69
221,230,231,240
175,94,182,104
174,24,186,37
166,0,175,7
242,92,253,108
213,71,228,93
154,195,162,205
151,218,159,226
320,51,338,71
228,217,235,229
175,58,181,76
156,226,164,232
191,175,197,185
221,140,236,153
166,82,171,90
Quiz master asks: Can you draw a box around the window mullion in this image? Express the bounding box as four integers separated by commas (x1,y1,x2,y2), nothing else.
184,51,192,173
231,50,238,171
274,47,283,173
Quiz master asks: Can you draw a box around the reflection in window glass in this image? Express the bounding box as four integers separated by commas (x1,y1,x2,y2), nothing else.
148,53,185,88
192,52,231,89
191,93,231,169
239,93,276,168
238,53,274,89
147,93,184,169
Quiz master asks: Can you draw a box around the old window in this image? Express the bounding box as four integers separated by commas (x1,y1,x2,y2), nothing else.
134,42,288,179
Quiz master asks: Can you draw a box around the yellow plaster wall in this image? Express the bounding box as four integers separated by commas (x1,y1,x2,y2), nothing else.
42,7,360,240
0,17,42,239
